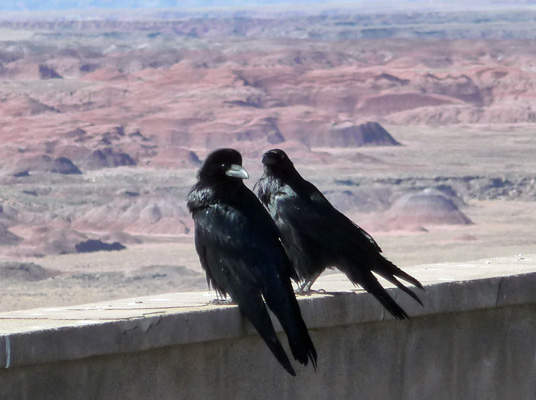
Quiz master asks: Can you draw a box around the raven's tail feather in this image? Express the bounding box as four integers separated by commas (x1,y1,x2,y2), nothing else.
286,299,317,370
348,267,410,320
263,286,317,370
370,256,424,306
375,256,424,290
258,330,297,377
378,273,423,306
291,321,318,370
233,290,296,376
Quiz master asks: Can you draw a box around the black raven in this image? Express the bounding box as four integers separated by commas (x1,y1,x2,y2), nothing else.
186,148,317,376
255,148,424,320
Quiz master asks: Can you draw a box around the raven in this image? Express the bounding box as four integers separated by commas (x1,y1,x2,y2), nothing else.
255,149,424,320
186,148,317,376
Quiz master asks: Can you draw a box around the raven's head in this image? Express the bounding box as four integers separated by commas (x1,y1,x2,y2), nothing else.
261,149,295,176
198,148,249,181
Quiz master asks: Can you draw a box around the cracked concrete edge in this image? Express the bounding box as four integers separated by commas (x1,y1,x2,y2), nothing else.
0,264,535,370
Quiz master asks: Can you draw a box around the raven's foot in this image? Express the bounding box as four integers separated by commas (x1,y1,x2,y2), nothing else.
209,298,235,305
295,288,327,296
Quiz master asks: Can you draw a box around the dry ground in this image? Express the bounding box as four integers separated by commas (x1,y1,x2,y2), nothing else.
1,124,535,312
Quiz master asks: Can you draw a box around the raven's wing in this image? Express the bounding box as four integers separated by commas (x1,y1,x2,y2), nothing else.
194,202,315,373
274,181,423,292
194,204,296,375
272,182,380,256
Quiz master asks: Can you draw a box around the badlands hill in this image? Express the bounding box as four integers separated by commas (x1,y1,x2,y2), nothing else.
0,11,535,250
0,9,535,310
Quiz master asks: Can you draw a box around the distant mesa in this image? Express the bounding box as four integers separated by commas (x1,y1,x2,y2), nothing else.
53,157,83,174
11,154,82,177
86,148,136,169
38,64,62,79
149,147,201,168
22,227,88,256
63,128,87,141
0,262,49,282
100,126,126,145
73,196,192,235
380,189,473,230
235,117,285,145
0,95,60,117
0,223,21,246
0,205,20,225
140,203,163,224
0,63,62,81
308,121,401,148
75,239,126,253
415,73,484,106
55,145,93,164
324,190,366,213
79,63,99,74
57,128,140,170
357,93,456,116
11,227,128,257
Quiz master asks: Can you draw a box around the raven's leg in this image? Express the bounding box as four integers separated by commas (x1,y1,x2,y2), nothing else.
296,272,322,294
296,280,313,293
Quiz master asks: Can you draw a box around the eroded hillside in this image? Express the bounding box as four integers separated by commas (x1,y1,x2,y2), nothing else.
0,10,535,310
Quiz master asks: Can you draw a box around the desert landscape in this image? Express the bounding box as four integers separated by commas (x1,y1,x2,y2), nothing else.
0,4,536,311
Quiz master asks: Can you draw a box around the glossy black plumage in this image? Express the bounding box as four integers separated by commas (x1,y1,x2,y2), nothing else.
186,148,317,376
255,149,424,320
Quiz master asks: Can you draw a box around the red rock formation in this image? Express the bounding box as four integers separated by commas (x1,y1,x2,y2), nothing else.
10,154,81,176
72,195,192,236
308,121,401,147
379,190,473,231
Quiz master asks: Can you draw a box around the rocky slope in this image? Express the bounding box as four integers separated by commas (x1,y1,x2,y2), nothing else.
0,18,535,256
0,11,535,311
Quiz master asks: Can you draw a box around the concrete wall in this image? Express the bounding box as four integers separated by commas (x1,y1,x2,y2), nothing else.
1,255,536,399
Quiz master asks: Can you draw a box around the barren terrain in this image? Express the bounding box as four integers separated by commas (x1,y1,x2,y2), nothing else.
0,9,536,311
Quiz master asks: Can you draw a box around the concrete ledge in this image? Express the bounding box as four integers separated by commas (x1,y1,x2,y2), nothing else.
1,255,535,399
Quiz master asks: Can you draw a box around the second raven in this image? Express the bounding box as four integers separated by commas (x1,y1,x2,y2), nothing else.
255,149,424,320
187,148,317,376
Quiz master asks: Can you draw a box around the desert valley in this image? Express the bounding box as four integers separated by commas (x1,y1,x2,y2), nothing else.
0,5,536,311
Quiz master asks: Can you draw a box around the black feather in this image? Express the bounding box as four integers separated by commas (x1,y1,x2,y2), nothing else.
255,148,424,320
187,148,317,375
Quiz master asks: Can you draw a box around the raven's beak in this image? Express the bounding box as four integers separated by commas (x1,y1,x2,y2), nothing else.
225,164,249,179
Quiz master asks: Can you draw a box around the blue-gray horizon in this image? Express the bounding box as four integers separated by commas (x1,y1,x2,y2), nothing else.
0,0,527,13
